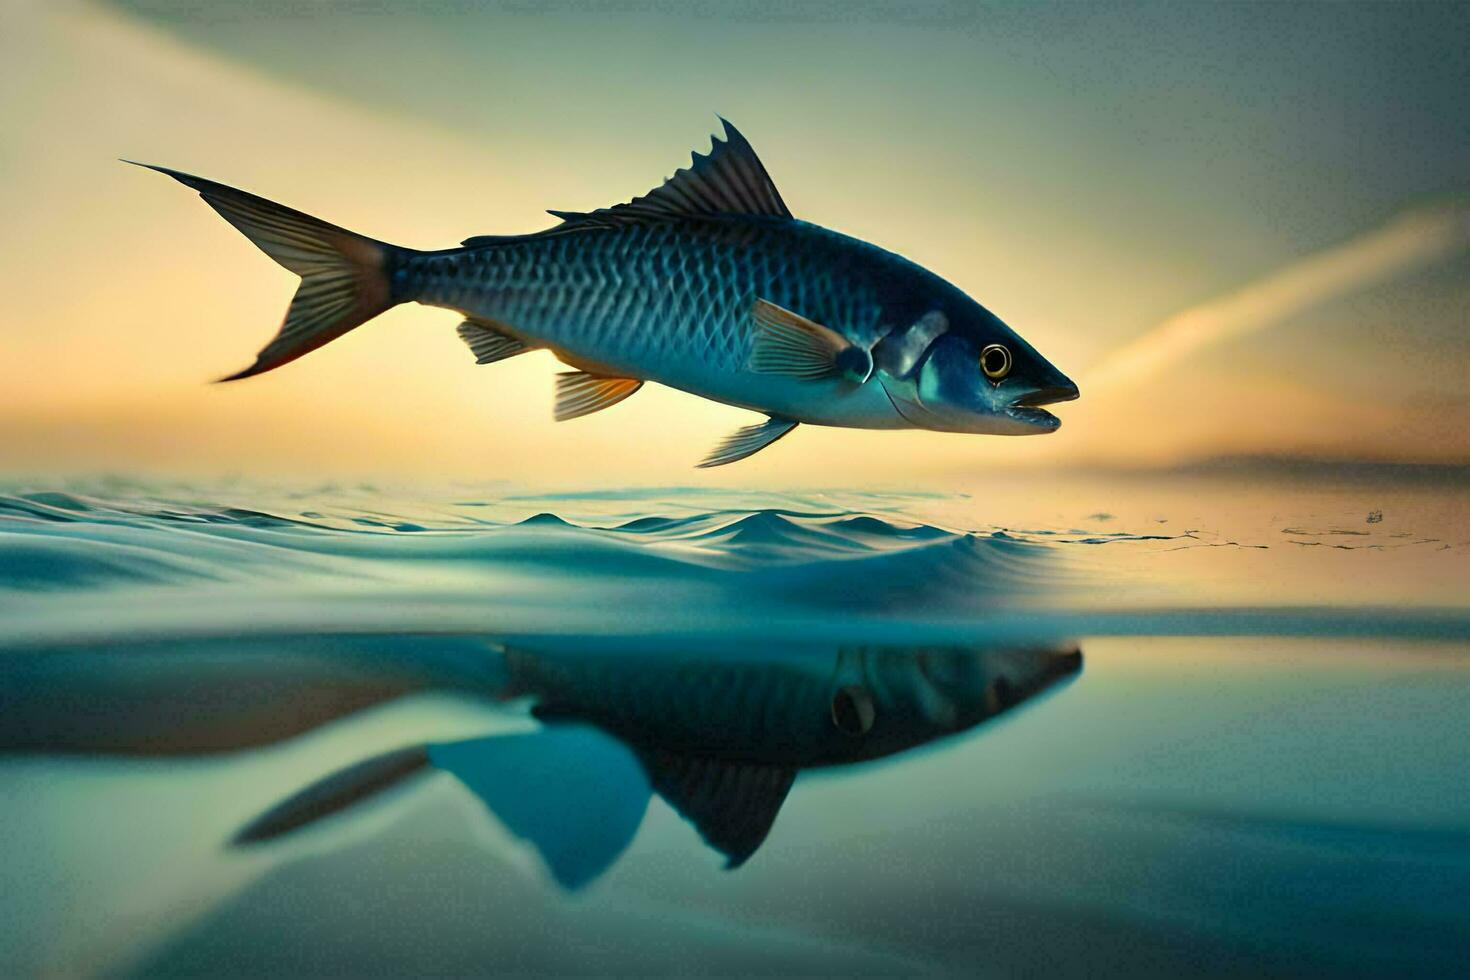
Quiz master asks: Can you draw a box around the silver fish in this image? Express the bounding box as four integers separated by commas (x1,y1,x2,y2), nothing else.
233,642,1083,883
131,120,1079,466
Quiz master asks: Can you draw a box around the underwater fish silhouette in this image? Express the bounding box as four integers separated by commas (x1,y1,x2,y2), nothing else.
130,120,1078,466
232,642,1082,887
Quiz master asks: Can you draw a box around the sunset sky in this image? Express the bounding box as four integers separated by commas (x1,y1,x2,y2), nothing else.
3,0,1467,486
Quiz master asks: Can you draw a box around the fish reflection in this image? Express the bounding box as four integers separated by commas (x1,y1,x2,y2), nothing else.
236,642,1082,887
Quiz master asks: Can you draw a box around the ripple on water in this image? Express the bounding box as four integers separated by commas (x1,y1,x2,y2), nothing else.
0,484,1461,645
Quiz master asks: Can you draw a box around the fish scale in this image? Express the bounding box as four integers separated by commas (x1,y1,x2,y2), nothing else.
518,652,831,756
408,219,891,385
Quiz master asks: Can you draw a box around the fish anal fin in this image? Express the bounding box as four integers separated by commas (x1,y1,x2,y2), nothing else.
457,316,531,365
698,417,798,468
637,748,796,868
750,298,872,382
554,372,643,422
555,118,792,227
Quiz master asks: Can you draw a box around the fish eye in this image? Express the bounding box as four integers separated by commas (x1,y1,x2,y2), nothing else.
979,344,1011,381
830,685,875,736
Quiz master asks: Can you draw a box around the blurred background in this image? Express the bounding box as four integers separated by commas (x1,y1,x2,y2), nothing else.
3,0,1467,485
4,9,1469,975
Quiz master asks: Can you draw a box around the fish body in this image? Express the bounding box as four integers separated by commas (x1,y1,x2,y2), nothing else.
408,218,910,429
134,120,1079,465
505,643,1082,769
231,641,1082,879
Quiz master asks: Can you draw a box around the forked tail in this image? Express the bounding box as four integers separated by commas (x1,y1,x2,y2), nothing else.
128,162,410,381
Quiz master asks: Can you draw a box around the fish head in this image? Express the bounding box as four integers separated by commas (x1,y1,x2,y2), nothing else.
876,303,1079,435
828,644,1083,761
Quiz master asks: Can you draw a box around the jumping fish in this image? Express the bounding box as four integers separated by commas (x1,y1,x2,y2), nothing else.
0,634,1080,886
131,120,1079,466
233,642,1083,885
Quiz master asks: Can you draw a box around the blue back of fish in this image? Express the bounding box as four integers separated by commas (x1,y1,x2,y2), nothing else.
403,217,932,425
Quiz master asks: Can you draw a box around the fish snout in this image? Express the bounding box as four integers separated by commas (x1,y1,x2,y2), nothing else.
1004,380,1078,431
1012,382,1079,408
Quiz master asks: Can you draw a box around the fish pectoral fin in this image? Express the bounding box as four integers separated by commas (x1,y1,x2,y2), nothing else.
698,416,799,468
554,372,644,421
636,748,797,869
749,298,872,383
457,316,531,365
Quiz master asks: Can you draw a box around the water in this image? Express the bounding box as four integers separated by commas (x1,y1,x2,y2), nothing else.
1,469,1466,977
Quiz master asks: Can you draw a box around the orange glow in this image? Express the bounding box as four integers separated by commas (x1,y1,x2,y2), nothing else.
3,2,1466,484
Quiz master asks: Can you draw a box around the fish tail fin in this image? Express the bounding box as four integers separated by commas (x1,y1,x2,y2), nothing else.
232,746,432,845
127,161,411,381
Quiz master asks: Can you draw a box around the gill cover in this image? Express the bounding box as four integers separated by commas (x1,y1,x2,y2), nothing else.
873,311,950,379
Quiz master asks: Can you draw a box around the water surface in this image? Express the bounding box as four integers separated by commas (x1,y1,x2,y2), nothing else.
1,469,1465,976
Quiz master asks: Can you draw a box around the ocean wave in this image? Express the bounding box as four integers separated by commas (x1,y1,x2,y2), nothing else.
0,484,1462,648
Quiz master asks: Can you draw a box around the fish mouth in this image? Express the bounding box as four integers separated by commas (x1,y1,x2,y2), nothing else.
1005,384,1079,432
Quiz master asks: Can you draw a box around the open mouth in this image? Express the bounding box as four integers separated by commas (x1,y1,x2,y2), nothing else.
1006,385,1079,430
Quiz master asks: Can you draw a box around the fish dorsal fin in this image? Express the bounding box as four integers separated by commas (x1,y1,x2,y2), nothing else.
636,748,797,868
552,119,793,227
457,316,531,364
554,372,643,421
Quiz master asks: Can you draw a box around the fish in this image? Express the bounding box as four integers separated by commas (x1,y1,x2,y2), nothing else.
0,633,1079,885
129,119,1079,466
231,641,1083,886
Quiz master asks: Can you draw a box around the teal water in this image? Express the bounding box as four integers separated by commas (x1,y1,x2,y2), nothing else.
1,473,1466,976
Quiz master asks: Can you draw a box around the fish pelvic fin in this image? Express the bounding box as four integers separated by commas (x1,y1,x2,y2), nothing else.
749,298,873,383
458,316,531,365
126,162,411,381
554,372,643,421
698,416,798,468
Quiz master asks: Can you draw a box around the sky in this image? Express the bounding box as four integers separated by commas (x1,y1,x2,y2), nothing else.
2,0,1467,485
